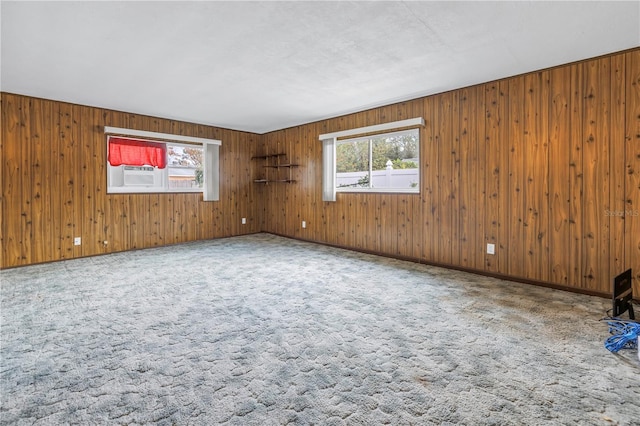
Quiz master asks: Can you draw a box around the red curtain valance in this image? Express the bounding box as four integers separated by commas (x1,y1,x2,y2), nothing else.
108,137,167,169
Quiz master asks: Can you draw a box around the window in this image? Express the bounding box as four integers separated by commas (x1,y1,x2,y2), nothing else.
319,118,423,200
167,144,204,190
105,127,220,200
336,128,419,193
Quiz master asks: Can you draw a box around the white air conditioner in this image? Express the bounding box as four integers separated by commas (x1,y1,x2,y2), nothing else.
123,166,161,187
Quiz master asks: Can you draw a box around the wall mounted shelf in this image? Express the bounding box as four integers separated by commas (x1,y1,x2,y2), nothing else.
252,153,298,184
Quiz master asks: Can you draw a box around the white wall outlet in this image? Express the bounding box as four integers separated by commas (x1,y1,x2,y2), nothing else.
74,237,81,246
103,240,108,246
487,243,495,255
242,217,247,225
302,221,306,229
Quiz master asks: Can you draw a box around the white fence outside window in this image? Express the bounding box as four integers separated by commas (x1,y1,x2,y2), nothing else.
337,167,419,190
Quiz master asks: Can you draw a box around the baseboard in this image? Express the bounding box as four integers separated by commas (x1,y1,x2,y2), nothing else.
266,232,636,302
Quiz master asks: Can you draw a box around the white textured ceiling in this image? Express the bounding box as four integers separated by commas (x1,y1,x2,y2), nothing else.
1,1,639,134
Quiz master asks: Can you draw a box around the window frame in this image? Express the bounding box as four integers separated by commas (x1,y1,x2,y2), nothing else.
165,141,206,192
335,128,420,194
319,117,424,201
104,127,220,201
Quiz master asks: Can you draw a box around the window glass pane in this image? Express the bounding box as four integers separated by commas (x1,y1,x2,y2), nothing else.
370,130,419,189
167,145,204,190
336,139,370,188
335,128,419,193
106,133,218,195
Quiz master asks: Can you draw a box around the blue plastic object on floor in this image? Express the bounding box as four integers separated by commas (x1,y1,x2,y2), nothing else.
604,320,640,353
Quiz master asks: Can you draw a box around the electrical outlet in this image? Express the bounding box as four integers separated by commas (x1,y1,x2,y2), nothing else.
242,217,247,225
487,243,495,255
302,221,306,229
74,237,81,246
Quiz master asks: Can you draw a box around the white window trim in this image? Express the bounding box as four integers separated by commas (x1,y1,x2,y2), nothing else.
104,126,221,146
318,117,424,140
104,127,221,201
318,118,424,201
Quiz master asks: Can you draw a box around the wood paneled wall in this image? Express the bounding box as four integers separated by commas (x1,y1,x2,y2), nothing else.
3,48,639,300
258,48,640,298
1,94,261,268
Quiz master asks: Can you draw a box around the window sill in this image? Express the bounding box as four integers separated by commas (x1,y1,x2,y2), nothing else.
336,188,420,194
107,187,203,194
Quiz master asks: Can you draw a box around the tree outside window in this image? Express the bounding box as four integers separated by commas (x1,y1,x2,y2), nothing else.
336,129,419,191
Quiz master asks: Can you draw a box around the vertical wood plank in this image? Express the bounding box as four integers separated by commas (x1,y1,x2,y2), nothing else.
421,96,438,262
29,97,46,263
55,103,71,258
522,71,550,282
548,66,572,286
396,195,407,257
3,95,24,265
0,93,21,267
71,105,84,257
458,88,473,268
450,91,461,265
437,93,453,265
626,50,640,296
473,85,486,269
484,82,502,272
95,107,109,254
569,63,584,289
410,101,424,261
18,97,33,265
609,53,626,282
508,77,526,278
582,58,611,291
538,71,551,283
497,81,511,274
81,106,97,255
384,195,394,256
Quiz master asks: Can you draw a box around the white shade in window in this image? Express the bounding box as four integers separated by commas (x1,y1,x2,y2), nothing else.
322,138,336,202
203,142,219,202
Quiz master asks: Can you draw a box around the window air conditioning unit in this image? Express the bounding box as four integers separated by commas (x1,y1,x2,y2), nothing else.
123,166,161,187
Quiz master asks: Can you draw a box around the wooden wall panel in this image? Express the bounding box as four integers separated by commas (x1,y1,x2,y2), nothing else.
4,48,639,299
4,95,23,265
548,66,572,286
21,98,34,264
48,100,65,261
437,92,455,265
30,98,46,263
471,85,486,270
484,81,507,273
626,50,640,297
257,48,640,298
582,58,611,292
538,72,551,282
1,94,260,268
450,92,461,266
508,76,526,278
459,88,474,269
568,61,585,289
610,55,626,286
496,81,511,276
522,71,550,283
59,103,75,259
422,96,439,262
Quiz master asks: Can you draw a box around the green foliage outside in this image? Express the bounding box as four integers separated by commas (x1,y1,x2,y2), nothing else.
336,132,418,173
391,159,418,169
357,174,370,187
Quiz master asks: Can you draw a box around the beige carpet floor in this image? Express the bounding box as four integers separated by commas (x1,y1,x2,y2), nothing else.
1,233,638,425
